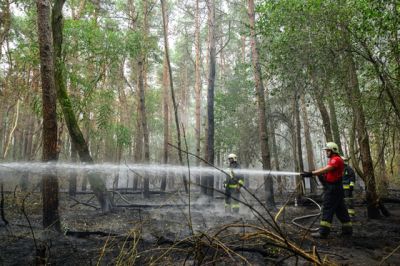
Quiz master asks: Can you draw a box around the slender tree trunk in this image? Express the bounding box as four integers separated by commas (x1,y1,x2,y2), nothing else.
206,0,216,166
300,94,317,193
161,0,188,193
194,0,202,167
137,60,150,197
295,91,304,196
161,52,169,192
376,132,388,195
327,94,343,154
248,0,275,207
133,102,143,190
69,141,77,196
52,0,113,212
315,96,333,142
2,100,19,159
36,0,61,231
203,0,216,197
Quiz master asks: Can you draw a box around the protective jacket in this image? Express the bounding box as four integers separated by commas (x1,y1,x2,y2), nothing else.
225,161,244,189
342,164,356,188
342,163,356,216
224,161,244,213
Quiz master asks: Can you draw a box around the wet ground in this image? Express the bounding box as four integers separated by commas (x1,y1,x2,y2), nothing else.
1,189,400,265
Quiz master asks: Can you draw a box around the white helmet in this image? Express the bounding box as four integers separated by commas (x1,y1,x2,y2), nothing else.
228,153,237,162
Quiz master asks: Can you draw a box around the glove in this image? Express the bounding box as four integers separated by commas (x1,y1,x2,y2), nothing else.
349,185,354,191
223,182,227,189
300,171,313,178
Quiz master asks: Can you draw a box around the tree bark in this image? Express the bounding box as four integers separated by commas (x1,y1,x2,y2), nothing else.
36,0,61,231
52,0,113,212
248,0,275,207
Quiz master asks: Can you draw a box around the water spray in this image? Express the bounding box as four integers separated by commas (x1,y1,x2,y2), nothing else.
0,162,300,179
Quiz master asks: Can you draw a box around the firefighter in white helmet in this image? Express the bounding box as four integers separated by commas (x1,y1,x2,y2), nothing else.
224,153,244,213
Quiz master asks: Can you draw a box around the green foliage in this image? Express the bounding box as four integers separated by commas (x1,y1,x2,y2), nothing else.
95,90,115,131
115,124,132,147
215,63,259,163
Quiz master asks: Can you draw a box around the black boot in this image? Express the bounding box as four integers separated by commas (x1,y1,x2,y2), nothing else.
311,226,330,239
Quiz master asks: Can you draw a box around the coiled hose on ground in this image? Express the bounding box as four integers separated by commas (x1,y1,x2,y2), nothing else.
291,197,321,232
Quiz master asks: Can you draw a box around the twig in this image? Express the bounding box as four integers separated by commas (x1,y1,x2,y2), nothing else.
21,183,41,251
124,161,145,179
182,125,194,235
96,232,112,266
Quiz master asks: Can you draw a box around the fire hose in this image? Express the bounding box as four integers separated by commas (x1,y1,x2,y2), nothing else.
291,197,321,232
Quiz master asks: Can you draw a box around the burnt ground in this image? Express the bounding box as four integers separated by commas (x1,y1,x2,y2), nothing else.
1,189,400,265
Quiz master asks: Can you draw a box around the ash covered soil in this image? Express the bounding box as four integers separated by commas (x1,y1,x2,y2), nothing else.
1,190,400,265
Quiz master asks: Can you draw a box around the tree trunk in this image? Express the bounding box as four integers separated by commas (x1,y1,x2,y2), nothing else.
36,0,61,231
69,141,77,197
375,131,388,195
137,60,150,198
194,0,202,166
206,0,216,166
202,0,217,197
161,0,188,193
343,32,382,219
315,96,333,142
327,94,343,154
248,0,275,207
2,100,20,159
52,0,113,212
295,91,304,196
161,52,169,192
300,94,317,193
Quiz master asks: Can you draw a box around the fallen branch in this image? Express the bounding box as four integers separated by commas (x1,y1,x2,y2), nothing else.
115,203,188,208
69,194,95,208
111,190,134,205
65,230,119,238
380,243,400,265
69,196,99,210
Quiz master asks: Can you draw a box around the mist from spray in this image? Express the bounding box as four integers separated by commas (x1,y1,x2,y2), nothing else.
0,162,301,228
0,162,300,180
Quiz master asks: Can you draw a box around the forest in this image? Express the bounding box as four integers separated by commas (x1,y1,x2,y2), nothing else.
0,0,399,265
